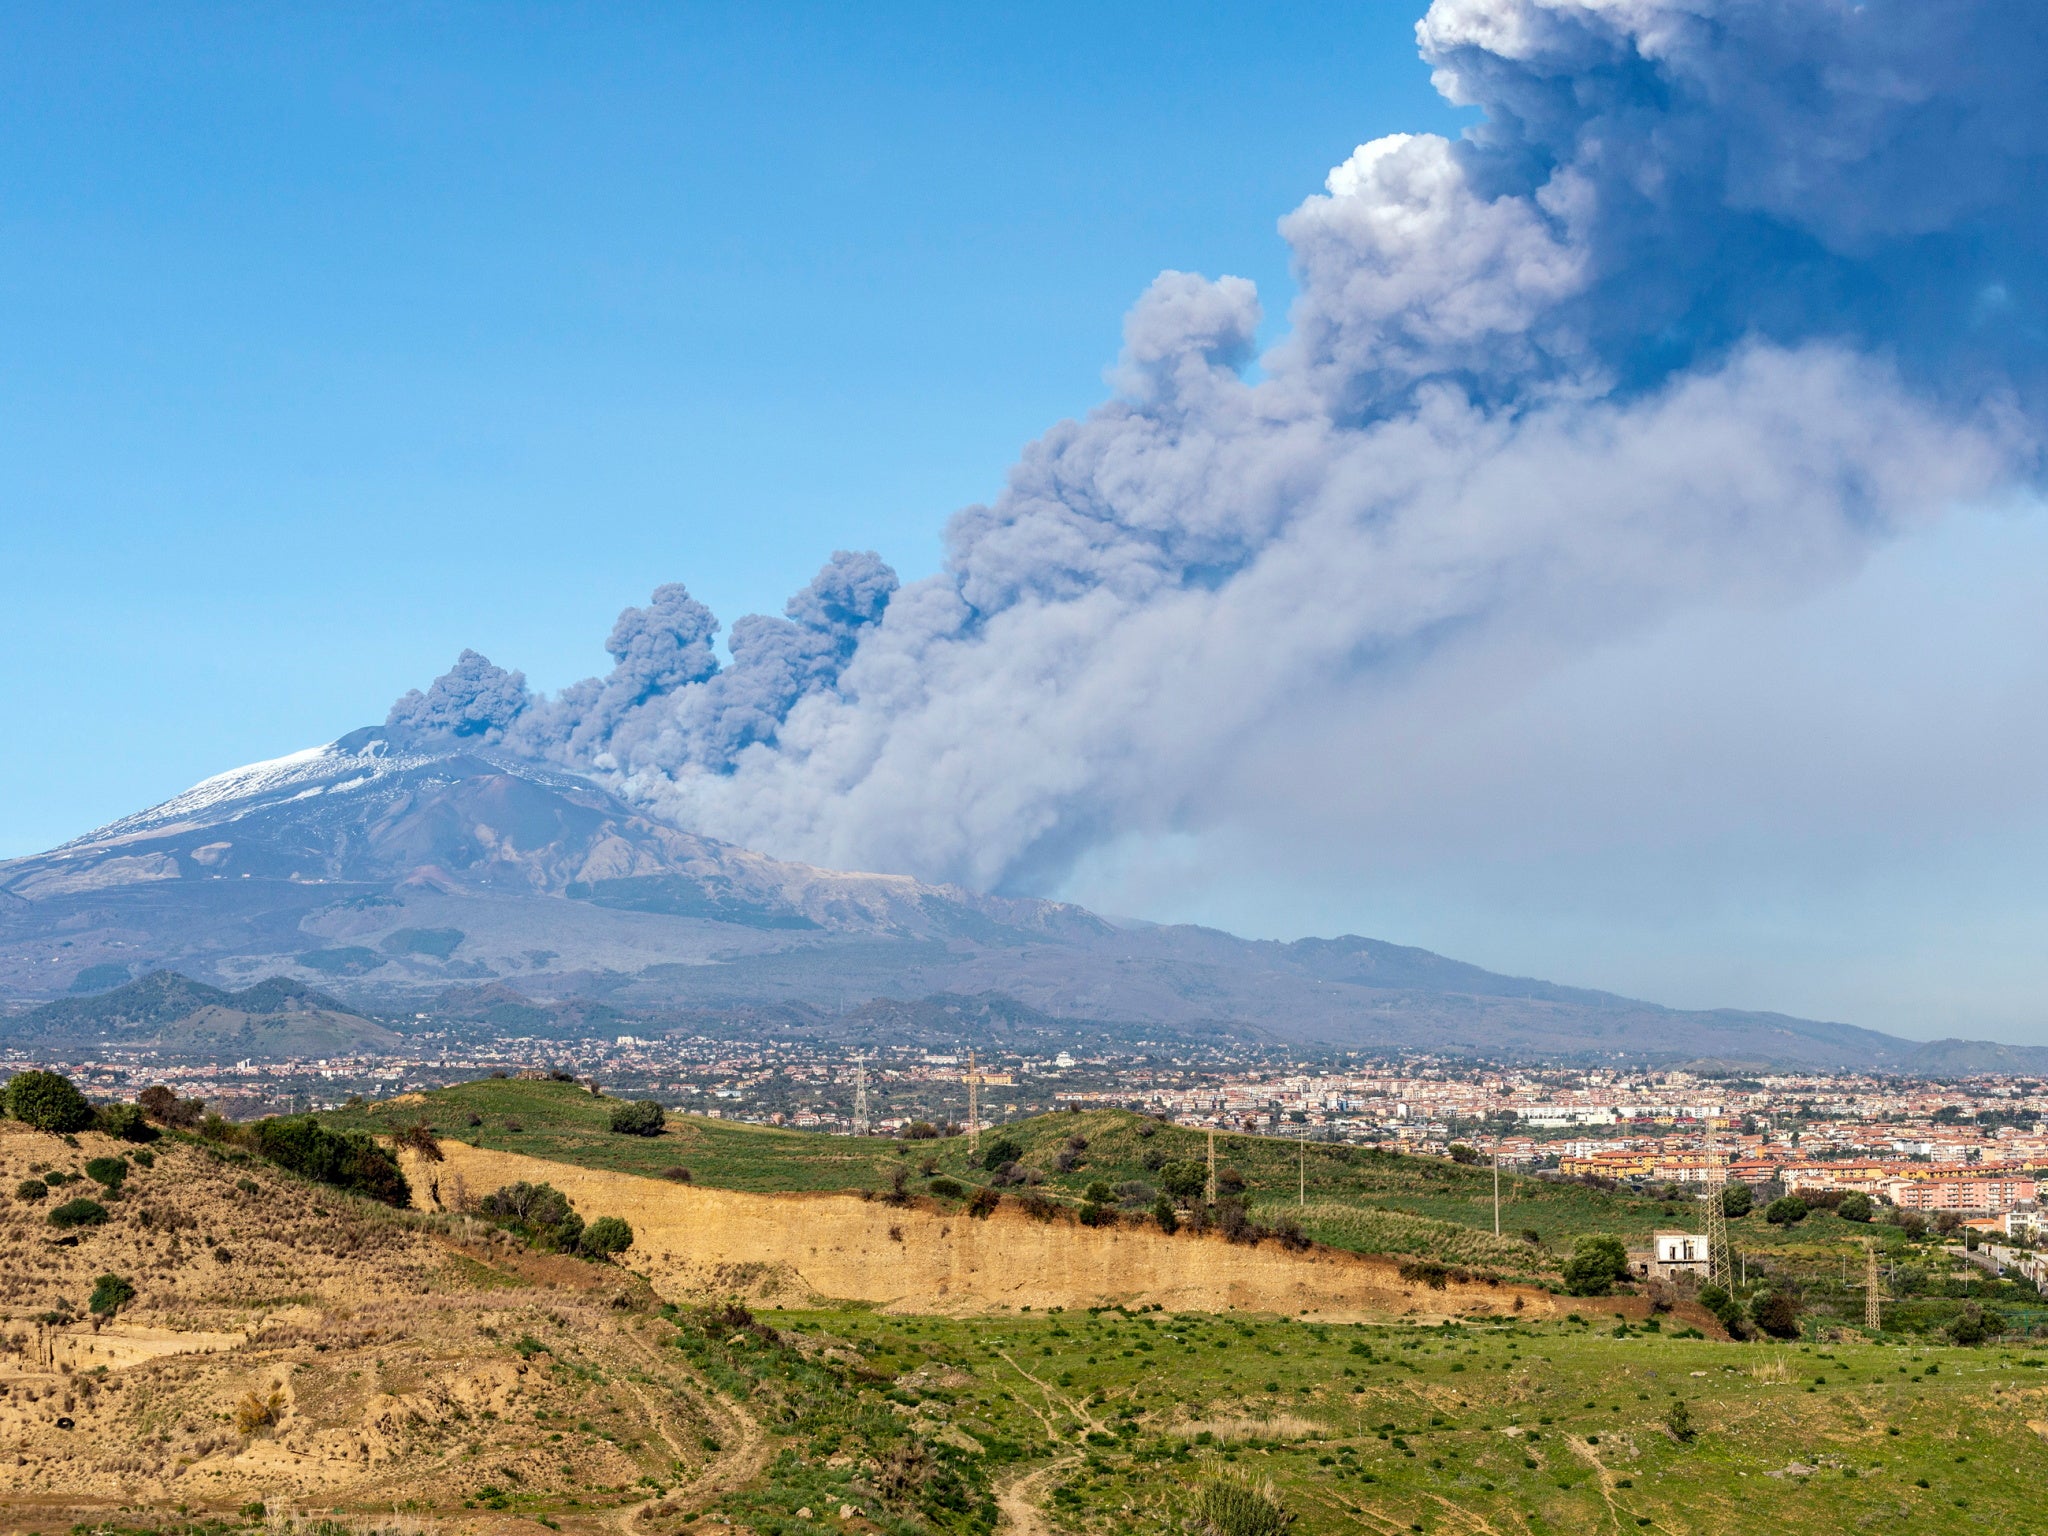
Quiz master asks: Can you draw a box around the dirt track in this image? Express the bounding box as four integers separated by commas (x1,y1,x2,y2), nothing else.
408,1139,1576,1322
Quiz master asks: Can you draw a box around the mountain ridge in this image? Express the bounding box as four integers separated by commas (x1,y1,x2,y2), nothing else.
0,729,1991,1069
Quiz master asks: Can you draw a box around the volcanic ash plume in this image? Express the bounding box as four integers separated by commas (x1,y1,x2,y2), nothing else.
391,0,2047,892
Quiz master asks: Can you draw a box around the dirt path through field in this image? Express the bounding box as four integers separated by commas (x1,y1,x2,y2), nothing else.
994,1455,1079,1536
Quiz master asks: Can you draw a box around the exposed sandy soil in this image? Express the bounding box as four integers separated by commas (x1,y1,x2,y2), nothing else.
0,1120,726,1534
410,1138,1580,1322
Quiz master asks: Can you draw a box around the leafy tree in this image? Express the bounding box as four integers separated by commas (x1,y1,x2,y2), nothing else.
478,1181,586,1252
89,1273,136,1317
980,1136,1022,1172
1158,1160,1208,1205
1836,1191,1873,1222
1447,1143,1480,1165
607,1099,666,1136
1152,1195,1179,1234
579,1215,634,1258
48,1197,109,1230
1751,1288,1802,1338
5,1071,95,1133
1948,1302,2001,1346
84,1156,128,1190
1764,1195,1809,1226
137,1086,203,1128
1720,1183,1753,1218
94,1104,157,1143
1665,1399,1697,1443
1561,1235,1630,1296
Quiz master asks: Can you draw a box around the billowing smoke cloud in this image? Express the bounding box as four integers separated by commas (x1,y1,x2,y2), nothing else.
392,0,2045,892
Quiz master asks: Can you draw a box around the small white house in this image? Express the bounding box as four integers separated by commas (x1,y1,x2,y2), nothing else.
1647,1231,1712,1281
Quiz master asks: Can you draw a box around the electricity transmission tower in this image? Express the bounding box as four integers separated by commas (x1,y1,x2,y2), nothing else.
1493,1151,1502,1238
1702,1115,1732,1289
1864,1239,1883,1330
1207,1127,1218,1204
967,1049,980,1155
852,1054,870,1138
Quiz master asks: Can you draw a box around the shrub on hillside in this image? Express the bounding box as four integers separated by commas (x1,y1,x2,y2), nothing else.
980,1137,1022,1172
1836,1191,1873,1222
477,1181,585,1252
1152,1196,1179,1234
14,1178,46,1202
1695,1283,1746,1336
48,1197,109,1230
608,1099,666,1137
1561,1235,1630,1296
84,1156,128,1190
1751,1288,1803,1339
234,1385,285,1435
1948,1301,2001,1346
902,1121,940,1140
927,1176,965,1198
393,1121,443,1161
1447,1143,1480,1165
967,1186,1001,1219
1720,1183,1753,1218
1158,1161,1208,1205
95,1104,158,1143
246,1115,410,1207
580,1215,634,1258
1764,1195,1809,1227
89,1273,136,1317
1665,1399,1697,1443
4,1071,95,1134
137,1085,204,1128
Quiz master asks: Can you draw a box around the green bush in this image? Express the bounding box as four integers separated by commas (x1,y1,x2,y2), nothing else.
84,1156,128,1190
94,1104,158,1143
1948,1302,2001,1346
478,1181,586,1252
246,1115,410,1207
1836,1191,1873,1222
4,1071,95,1134
14,1178,47,1202
1751,1288,1802,1338
1665,1399,1697,1443
1765,1195,1809,1227
608,1099,666,1137
1158,1160,1208,1204
1152,1195,1179,1234
926,1176,965,1198
1561,1235,1630,1296
580,1215,634,1257
1720,1183,1753,1218
980,1136,1022,1172
1696,1283,1745,1334
89,1273,136,1316
48,1197,109,1230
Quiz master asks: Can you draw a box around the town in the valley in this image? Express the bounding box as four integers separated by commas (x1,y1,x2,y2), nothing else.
18,1028,2047,1252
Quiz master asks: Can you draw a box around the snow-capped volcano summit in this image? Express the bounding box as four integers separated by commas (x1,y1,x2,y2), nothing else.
0,728,1937,1070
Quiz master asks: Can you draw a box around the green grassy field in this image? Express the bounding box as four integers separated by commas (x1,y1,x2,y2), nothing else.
324,1080,1690,1278
323,1079,2048,1339
661,1300,2048,1536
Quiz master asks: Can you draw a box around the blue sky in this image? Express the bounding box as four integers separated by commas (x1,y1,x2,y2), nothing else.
7,3,2048,1044
1,1,1453,850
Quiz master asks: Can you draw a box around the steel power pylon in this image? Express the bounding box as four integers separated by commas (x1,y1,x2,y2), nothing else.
1702,1114,1732,1289
852,1054,870,1138
1206,1127,1218,1204
1865,1239,1883,1330
967,1049,980,1155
